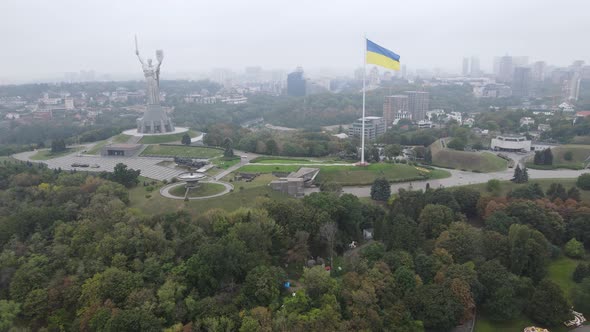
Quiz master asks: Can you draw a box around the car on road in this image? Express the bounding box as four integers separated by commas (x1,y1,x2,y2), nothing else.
71,163,90,168
90,164,100,168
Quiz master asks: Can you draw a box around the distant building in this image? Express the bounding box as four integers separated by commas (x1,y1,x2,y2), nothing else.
491,135,531,152
349,116,386,141
383,95,409,126
405,91,429,121
101,143,142,157
512,67,532,97
498,56,513,82
270,178,304,197
462,57,470,76
532,61,546,81
448,112,462,124
64,97,75,110
538,124,551,132
470,56,480,76
564,72,582,101
5,112,20,120
287,67,306,97
417,120,433,128
520,117,535,127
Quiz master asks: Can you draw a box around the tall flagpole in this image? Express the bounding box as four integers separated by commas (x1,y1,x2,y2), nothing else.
360,35,367,165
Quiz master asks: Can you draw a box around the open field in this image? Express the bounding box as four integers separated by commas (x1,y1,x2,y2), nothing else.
527,145,590,170
250,157,347,164
138,130,200,144
430,139,507,172
548,256,585,301
129,175,291,215
237,164,302,173
211,157,241,169
169,182,227,198
140,145,223,159
29,147,82,160
315,163,450,186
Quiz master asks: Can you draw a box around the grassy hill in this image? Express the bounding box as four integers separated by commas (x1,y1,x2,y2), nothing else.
527,144,590,170
429,139,507,173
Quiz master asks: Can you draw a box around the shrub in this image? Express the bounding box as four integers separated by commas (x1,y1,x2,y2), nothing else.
486,179,501,193
564,238,585,258
564,151,573,161
145,186,154,192
577,173,590,190
145,194,151,199
171,177,178,183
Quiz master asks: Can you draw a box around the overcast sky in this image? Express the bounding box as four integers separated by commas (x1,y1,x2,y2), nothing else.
0,0,588,82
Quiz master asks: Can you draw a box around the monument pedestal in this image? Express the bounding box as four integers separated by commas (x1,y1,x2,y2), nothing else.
137,104,175,134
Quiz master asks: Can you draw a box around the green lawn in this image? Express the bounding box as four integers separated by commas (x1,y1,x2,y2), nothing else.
140,145,223,159
430,139,508,172
29,148,81,160
548,256,585,301
130,179,291,216
169,182,227,198
211,157,241,169
138,130,200,144
237,164,302,173
250,157,345,164
315,163,450,186
527,145,590,170
474,313,570,332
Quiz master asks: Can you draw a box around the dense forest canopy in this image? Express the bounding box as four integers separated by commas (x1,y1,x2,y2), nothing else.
0,160,588,331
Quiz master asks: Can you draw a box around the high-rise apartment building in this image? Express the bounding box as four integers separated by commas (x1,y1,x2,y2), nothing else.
287,67,306,97
470,56,480,76
383,95,409,126
462,58,470,76
405,91,429,121
532,61,546,81
498,56,513,83
512,67,532,97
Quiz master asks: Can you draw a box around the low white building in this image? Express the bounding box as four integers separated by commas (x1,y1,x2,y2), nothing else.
491,135,531,152
520,117,535,127
449,112,462,124
417,120,433,128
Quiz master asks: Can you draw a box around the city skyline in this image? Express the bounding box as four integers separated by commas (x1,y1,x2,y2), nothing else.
1,0,589,83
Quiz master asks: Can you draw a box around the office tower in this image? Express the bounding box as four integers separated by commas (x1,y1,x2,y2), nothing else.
287,67,306,97
383,95,409,126
498,56,513,83
565,72,581,101
470,56,480,76
462,57,470,76
532,61,546,81
512,67,532,97
405,91,429,121
513,56,529,67
493,56,501,76
369,67,380,86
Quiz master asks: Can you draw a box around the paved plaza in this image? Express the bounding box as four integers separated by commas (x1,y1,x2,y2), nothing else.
14,149,186,181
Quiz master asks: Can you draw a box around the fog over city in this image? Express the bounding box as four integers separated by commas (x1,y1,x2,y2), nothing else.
1,0,588,82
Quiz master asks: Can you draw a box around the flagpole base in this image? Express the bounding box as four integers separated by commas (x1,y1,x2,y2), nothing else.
355,162,370,167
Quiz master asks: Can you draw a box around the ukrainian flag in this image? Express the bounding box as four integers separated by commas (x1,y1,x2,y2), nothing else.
366,39,400,70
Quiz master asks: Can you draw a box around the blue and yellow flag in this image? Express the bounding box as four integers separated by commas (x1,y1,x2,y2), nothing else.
366,39,400,70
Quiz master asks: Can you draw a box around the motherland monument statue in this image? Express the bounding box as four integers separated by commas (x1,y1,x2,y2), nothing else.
135,35,175,134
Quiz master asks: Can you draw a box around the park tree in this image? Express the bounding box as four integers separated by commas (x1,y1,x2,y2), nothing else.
51,139,66,153
511,164,528,183
425,188,460,212
435,222,481,263
181,133,191,145
485,211,518,235
486,179,502,195
369,146,381,162
508,183,545,200
418,204,456,239
507,224,551,282
382,214,421,252
320,222,337,264
546,183,568,201
107,163,140,188
384,144,402,161
424,148,432,164
266,139,278,155
302,266,337,302
564,150,574,161
452,187,481,217
0,300,21,331
564,238,585,258
568,215,590,249
567,186,581,201
370,177,391,201
241,266,285,307
223,137,234,157
407,283,464,331
319,181,342,193
576,173,590,190
527,279,570,326
447,137,466,151
573,263,590,283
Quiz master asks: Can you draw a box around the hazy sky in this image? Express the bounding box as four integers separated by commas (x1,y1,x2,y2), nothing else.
1,0,588,82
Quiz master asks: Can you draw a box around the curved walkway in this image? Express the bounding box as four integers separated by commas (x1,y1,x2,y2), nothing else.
160,180,233,200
